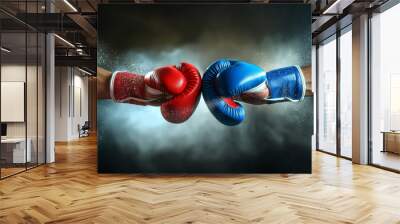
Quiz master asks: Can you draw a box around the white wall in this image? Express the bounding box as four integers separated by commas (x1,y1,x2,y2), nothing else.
72,73,89,136
55,67,89,141
1,64,41,138
1,63,46,164
1,65,26,138
55,66,69,141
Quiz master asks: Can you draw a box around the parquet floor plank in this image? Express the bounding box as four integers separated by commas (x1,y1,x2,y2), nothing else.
1,135,399,223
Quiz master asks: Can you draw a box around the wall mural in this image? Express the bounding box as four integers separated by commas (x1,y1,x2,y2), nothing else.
97,4,313,173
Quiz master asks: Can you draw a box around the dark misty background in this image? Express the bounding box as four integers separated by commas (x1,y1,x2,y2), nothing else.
97,4,313,173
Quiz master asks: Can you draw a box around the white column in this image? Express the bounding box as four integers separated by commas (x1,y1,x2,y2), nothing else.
45,0,56,163
46,33,55,163
352,14,369,164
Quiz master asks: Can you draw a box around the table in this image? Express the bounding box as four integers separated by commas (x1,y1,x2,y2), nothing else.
381,131,400,154
1,138,31,163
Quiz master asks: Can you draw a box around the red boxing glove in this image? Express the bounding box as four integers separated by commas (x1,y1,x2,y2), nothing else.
110,63,201,123
160,62,202,123
144,66,187,99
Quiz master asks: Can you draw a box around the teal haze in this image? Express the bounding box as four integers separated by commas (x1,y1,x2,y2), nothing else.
97,4,312,173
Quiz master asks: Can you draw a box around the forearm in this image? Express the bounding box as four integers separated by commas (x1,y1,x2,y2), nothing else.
97,67,112,99
98,69,169,106
300,65,312,94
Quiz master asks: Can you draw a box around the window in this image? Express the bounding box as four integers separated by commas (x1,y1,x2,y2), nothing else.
0,2,47,179
370,3,400,171
317,37,337,154
339,29,352,158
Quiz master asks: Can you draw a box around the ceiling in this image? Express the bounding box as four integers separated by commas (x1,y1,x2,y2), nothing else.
0,0,391,73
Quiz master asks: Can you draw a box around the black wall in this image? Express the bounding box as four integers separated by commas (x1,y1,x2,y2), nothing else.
97,4,312,173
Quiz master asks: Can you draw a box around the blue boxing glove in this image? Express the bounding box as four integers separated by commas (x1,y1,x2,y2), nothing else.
203,60,306,126
202,59,267,126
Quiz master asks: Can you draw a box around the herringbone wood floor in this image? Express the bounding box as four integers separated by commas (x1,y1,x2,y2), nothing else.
1,135,400,224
